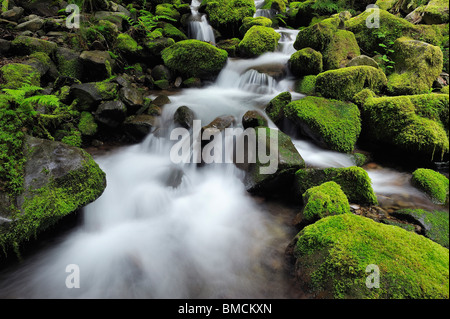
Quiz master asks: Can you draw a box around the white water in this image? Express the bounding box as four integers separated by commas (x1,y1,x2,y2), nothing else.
188,0,215,44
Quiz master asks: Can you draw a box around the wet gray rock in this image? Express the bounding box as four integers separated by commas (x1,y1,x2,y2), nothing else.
15,17,44,32
95,100,127,128
123,114,159,141
174,105,195,129
1,6,24,22
242,110,268,129
79,50,114,82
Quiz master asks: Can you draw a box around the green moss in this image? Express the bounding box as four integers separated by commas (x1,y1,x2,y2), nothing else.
161,39,228,79
360,94,449,160
216,38,241,57
295,166,378,206
61,130,82,147
414,0,449,24
11,36,58,56
285,96,361,153
78,111,97,136
302,181,351,223
294,75,317,95
352,88,376,107
392,208,449,248
265,91,292,124
94,80,119,100
161,22,188,42
1,151,106,255
387,37,444,95
294,213,449,299
239,16,273,36
238,25,281,57
441,86,449,94
116,33,141,54
289,48,323,76
0,63,41,89
315,66,387,101
411,168,449,205
345,9,443,54
203,0,256,37
262,0,288,12
294,18,360,70
155,3,180,21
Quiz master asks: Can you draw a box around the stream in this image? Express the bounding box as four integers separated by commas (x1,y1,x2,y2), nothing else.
0,0,445,299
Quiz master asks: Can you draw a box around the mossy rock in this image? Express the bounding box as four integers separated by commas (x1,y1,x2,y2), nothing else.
293,18,360,70
55,47,82,80
289,48,323,76
441,86,449,94
78,111,98,136
11,36,57,56
294,75,317,95
238,25,281,58
265,91,292,124
387,37,443,95
159,22,188,42
116,33,142,55
216,38,241,57
0,63,41,89
161,39,228,79
359,94,449,161
292,213,449,299
155,3,181,21
414,0,449,24
295,166,378,206
315,66,387,101
262,0,289,12
302,181,351,224
345,9,443,53
242,127,306,196
411,168,449,205
203,0,256,38
0,135,106,258
239,16,273,36
285,96,361,153
392,208,449,248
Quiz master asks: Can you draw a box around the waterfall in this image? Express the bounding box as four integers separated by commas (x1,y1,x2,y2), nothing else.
188,0,216,44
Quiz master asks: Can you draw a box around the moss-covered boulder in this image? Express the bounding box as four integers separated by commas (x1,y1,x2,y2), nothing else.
0,135,106,258
293,18,361,70
11,36,57,56
315,66,387,101
302,181,351,225
265,91,292,124
413,0,449,24
0,63,41,89
392,208,449,248
295,167,378,206
387,37,444,95
294,75,317,95
155,3,181,21
411,168,449,205
238,25,281,57
241,127,306,197
203,0,256,38
239,16,272,36
291,213,449,299
161,40,228,79
345,9,443,53
359,94,449,161
55,47,82,80
289,48,323,76
285,96,361,153
216,38,241,57
116,33,142,55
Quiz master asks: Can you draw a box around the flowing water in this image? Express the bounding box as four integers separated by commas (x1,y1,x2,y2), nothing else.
0,0,445,299
188,0,215,44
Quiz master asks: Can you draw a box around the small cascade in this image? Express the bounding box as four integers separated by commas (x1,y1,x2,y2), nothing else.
276,28,299,56
188,0,215,43
238,69,278,94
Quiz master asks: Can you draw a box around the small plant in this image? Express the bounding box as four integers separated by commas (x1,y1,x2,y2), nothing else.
373,30,396,74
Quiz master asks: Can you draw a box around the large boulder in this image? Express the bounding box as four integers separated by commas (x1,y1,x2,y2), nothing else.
288,47,323,76
11,36,57,56
79,50,114,82
387,37,444,95
265,91,292,125
69,81,119,111
0,135,106,258
345,9,442,53
289,213,449,298
238,25,281,57
293,18,360,70
241,127,306,197
295,166,378,206
285,96,361,153
359,94,449,162
161,40,228,80
202,0,256,38
315,66,387,101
